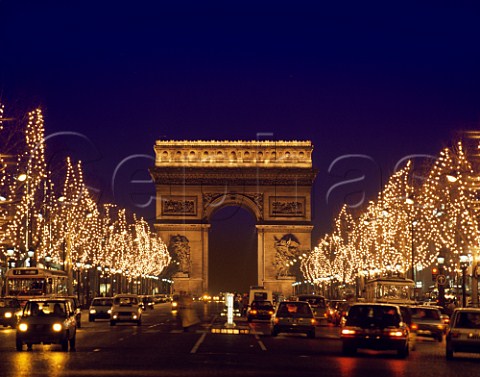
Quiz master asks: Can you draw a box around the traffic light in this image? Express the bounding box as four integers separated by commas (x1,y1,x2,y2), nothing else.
432,267,439,281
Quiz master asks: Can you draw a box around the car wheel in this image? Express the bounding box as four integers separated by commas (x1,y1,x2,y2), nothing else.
61,338,69,352
77,321,81,329
446,342,454,359
15,339,23,351
307,330,315,339
89,316,94,322
398,344,409,358
137,320,141,326
271,328,278,337
69,335,76,351
247,317,252,323
342,343,356,356
437,334,443,342
110,321,116,326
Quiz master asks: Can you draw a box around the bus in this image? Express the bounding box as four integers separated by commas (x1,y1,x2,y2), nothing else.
4,267,70,306
364,277,416,304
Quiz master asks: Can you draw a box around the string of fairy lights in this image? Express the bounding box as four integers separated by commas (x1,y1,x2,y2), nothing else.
302,142,480,289
0,104,171,280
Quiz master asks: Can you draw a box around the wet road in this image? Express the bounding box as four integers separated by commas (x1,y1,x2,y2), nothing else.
0,302,479,377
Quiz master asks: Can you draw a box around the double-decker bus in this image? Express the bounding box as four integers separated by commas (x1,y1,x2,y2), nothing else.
364,277,416,304
4,267,69,306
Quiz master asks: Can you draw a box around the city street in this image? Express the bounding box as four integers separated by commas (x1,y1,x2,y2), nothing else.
0,302,478,377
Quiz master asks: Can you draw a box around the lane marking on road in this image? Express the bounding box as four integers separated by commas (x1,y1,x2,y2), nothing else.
249,326,267,351
190,332,206,354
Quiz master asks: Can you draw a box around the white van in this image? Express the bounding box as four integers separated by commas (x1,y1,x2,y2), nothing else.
248,286,273,307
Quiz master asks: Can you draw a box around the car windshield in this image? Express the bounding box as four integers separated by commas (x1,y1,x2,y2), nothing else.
298,296,325,308
411,308,440,320
346,305,401,327
93,299,113,306
24,301,67,317
251,301,273,309
114,297,138,306
455,312,480,329
277,302,313,318
0,298,18,308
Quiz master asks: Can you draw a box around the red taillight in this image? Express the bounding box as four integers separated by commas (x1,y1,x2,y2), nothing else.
411,323,418,331
268,311,274,315
450,331,460,338
250,310,258,315
341,328,356,336
274,318,279,324
388,330,405,337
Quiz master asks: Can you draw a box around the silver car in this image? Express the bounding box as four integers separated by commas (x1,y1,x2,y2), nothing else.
110,294,142,326
446,308,480,359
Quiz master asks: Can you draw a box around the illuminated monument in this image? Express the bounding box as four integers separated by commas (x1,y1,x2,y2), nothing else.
149,140,317,297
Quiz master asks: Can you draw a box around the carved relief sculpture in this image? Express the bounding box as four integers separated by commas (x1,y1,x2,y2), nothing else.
270,197,305,217
162,197,197,216
273,234,300,277
169,234,191,275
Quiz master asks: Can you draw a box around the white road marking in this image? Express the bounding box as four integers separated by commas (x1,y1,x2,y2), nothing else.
190,332,207,354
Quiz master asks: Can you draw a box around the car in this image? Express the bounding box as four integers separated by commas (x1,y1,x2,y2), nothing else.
247,300,275,322
446,308,480,359
89,297,113,321
154,294,171,303
271,301,316,338
16,298,77,352
0,297,22,328
409,306,445,342
110,294,142,326
139,295,155,310
297,294,327,325
327,299,350,326
171,294,180,311
341,303,410,358
397,304,418,350
65,296,82,328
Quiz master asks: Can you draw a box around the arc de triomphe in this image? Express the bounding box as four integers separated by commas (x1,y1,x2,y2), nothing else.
149,140,317,297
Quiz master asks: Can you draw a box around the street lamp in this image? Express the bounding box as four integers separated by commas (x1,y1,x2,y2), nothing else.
460,253,470,307
6,248,15,269
27,249,35,267
44,255,52,270
437,254,446,308
75,262,82,304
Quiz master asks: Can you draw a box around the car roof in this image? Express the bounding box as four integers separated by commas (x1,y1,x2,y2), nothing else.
25,298,70,303
113,294,138,297
350,302,400,308
453,307,480,313
410,306,441,310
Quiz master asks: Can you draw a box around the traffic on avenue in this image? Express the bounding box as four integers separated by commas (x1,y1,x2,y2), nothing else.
0,299,478,377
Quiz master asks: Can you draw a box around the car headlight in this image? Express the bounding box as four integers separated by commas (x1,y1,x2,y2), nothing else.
4,312,13,318
107,309,112,314
52,323,63,332
172,302,178,308
90,309,96,314
18,323,28,332
112,314,118,319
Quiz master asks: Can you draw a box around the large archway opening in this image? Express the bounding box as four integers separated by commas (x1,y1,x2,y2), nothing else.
208,206,257,294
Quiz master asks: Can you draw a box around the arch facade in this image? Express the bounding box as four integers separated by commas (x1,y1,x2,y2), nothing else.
149,140,317,297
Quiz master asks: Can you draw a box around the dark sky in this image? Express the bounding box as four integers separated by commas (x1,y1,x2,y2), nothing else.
1,1,480,292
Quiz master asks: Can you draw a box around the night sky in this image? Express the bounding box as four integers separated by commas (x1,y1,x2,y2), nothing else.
1,1,480,293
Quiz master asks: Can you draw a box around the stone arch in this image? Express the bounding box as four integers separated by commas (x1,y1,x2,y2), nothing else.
203,193,262,222
150,140,316,297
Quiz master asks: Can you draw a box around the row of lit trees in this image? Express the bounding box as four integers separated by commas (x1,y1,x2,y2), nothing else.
0,104,171,281
303,141,480,289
